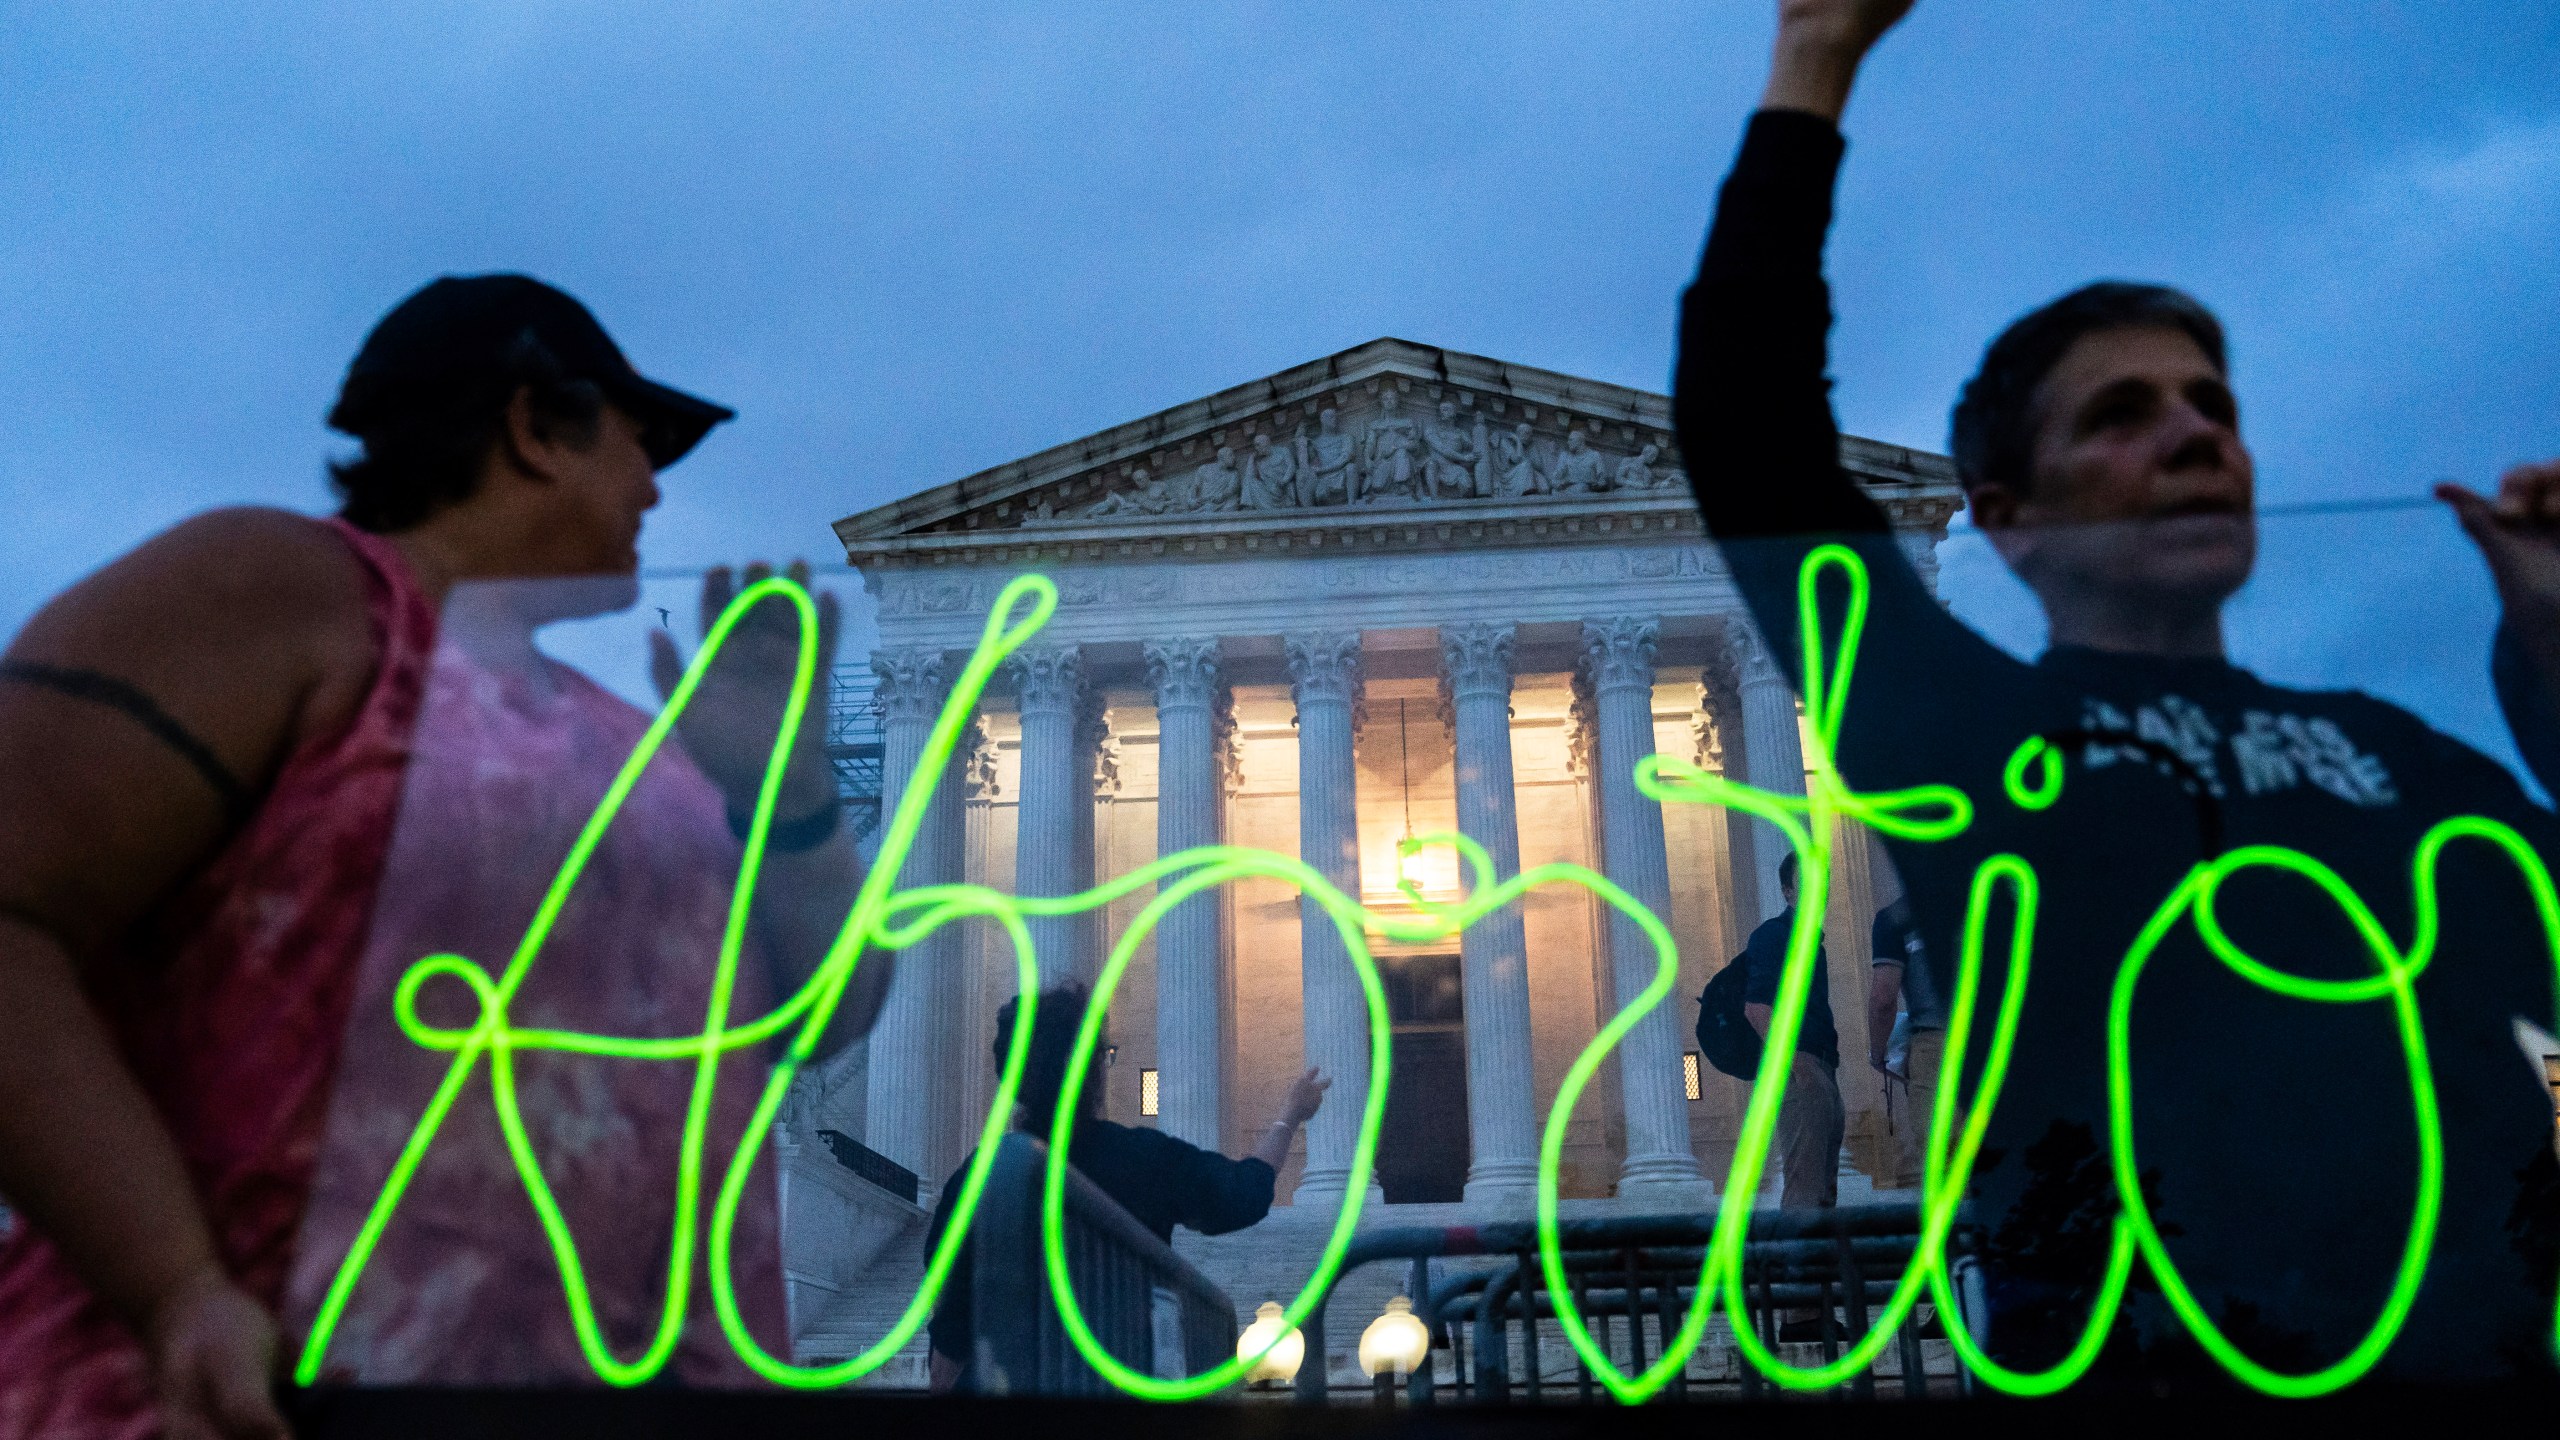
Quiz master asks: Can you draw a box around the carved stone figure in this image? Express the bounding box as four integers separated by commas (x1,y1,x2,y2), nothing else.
1183,445,1244,512
1492,421,1539,497
1083,466,1173,520
1551,428,1605,494
1361,391,1421,503
1422,400,1481,500
1304,407,1358,505
1610,443,1661,494
1470,412,1494,498
1242,431,1300,510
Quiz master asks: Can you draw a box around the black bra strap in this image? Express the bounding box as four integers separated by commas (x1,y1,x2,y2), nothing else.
0,660,251,828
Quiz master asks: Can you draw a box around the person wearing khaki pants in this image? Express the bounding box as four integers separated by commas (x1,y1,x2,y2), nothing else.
1743,851,1847,1343
1868,896,1948,1190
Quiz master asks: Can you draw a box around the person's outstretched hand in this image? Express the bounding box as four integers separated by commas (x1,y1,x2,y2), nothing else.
1281,1067,1331,1126
648,561,842,818
1775,0,1917,52
2441,462,2560,725
149,1268,287,1440
1762,0,1919,121
2441,462,2560,625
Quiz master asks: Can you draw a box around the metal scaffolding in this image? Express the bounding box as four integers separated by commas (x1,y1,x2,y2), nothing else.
825,662,885,851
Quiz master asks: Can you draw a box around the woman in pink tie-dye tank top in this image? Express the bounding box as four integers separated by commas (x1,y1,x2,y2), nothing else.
0,274,878,1438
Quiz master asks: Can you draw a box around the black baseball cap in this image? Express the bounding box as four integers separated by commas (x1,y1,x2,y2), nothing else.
328,273,735,468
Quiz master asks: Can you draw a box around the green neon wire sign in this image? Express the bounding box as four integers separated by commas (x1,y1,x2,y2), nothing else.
294,547,2560,1401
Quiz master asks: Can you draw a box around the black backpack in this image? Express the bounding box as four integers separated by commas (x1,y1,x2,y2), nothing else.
1694,955,1763,1081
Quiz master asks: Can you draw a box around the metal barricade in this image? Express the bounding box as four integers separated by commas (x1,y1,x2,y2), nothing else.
1293,1203,1979,1405
968,1133,1240,1396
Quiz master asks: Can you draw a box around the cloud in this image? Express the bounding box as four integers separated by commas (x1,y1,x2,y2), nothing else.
2353,114,2560,254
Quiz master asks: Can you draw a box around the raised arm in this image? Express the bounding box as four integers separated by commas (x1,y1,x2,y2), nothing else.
0,509,371,1440
1673,0,2040,775
1674,0,1912,547
647,561,881,1051
1246,1066,1330,1173
1163,1068,1329,1239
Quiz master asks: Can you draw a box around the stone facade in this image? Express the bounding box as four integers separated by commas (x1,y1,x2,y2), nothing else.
795,338,1962,1368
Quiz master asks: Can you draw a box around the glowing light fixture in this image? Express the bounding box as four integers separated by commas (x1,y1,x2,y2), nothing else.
1394,699,1422,895
1237,1301,1304,1383
1358,1295,1431,1379
1139,1067,1160,1117
1683,1051,1703,1103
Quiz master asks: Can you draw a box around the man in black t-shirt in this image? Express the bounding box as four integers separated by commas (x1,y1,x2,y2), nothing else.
923,985,1328,1393
1742,851,1843,1214
1676,0,2560,1383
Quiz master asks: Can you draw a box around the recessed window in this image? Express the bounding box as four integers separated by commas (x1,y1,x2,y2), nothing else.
1683,1051,1703,1103
1140,1067,1161,1117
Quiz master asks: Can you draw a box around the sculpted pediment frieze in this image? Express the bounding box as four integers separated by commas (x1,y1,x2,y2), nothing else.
834,339,1959,561
1012,382,1684,530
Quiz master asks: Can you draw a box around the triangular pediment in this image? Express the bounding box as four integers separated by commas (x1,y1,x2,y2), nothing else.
832,338,1956,562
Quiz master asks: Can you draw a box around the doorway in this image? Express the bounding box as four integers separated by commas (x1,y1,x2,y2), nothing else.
1375,950,1470,1204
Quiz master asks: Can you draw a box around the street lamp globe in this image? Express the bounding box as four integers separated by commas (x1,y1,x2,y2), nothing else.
1238,1301,1304,1383
1358,1295,1431,1378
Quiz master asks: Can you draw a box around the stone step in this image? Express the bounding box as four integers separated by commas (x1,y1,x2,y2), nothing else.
793,1228,934,1390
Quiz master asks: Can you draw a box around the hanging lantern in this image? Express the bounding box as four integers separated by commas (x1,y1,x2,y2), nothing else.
1237,1301,1304,1383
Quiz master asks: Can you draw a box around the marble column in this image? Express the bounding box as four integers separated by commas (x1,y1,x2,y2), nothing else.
1833,823,1876,962
1691,668,1749,967
1732,626,1809,927
1286,631,1377,1204
1581,618,1712,1204
1438,622,1540,1208
1828,820,1879,1097
918,741,974,1198
1076,699,1115,988
1213,687,1244,1150
864,646,953,1191
1009,644,1086,987
1145,638,1226,1149
957,722,1001,1156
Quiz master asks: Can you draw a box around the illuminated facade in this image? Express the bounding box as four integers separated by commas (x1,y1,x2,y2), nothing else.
794,339,1961,1368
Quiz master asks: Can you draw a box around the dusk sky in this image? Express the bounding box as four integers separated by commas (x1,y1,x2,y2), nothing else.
5,2,2556,753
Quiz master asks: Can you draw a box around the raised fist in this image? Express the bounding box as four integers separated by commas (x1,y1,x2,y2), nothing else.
1761,0,1918,120
1774,0,1918,56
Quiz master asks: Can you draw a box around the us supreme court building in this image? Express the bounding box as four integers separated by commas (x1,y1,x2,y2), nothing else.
785,339,1961,1362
